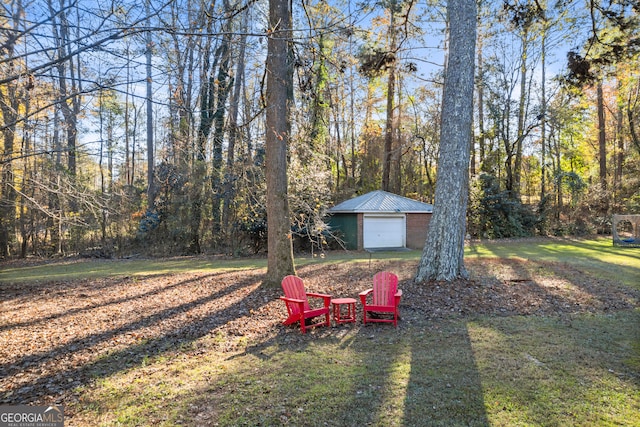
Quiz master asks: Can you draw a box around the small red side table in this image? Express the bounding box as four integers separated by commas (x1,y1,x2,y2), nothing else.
331,298,357,324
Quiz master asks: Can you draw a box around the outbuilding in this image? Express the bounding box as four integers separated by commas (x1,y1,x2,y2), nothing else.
327,190,433,250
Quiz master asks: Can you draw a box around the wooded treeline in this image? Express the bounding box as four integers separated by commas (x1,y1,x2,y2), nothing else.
1,0,639,259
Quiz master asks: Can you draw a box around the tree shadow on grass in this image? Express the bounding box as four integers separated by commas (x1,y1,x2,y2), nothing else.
4,253,636,424
563,237,640,259
183,303,491,427
169,256,638,426
470,237,640,287
465,257,640,317
0,270,273,408
183,323,416,426
465,311,640,425
0,273,203,332
455,257,640,424
402,322,490,427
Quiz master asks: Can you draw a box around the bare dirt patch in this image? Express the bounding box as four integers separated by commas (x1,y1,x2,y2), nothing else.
1,256,638,413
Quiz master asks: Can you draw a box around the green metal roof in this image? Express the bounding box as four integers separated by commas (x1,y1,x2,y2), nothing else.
328,190,433,214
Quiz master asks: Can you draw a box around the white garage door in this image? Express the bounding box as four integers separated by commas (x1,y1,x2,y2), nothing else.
363,215,405,249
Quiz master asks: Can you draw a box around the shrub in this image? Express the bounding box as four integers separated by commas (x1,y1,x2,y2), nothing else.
468,174,537,239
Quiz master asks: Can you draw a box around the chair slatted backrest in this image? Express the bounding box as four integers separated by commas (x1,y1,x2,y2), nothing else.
281,275,311,314
372,271,398,306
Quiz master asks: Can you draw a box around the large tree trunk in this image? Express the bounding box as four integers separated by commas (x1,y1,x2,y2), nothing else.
309,33,330,157
124,44,133,186
540,26,547,202
513,31,529,200
597,81,607,190
211,1,234,234
264,0,296,285
223,7,249,235
189,5,217,254
145,0,156,206
415,0,476,282
476,32,485,172
614,80,623,195
382,9,397,193
0,123,17,258
0,0,24,258
629,83,640,156
48,0,79,177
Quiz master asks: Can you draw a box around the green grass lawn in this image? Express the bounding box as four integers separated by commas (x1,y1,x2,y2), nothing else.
3,236,638,288
465,237,640,289
1,237,639,426
73,312,639,426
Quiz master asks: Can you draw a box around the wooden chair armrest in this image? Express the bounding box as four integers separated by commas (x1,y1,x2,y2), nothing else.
306,292,331,299
394,290,402,306
359,288,372,305
280,296,305,304
307,292,332,307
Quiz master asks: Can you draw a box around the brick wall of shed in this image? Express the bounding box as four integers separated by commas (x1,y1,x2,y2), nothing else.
406,213,432,249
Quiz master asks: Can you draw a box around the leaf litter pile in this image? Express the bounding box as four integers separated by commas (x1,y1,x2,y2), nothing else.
1,256,638,416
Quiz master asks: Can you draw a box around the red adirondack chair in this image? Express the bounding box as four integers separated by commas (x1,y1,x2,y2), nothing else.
280,275,332,333
359,271,402,326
